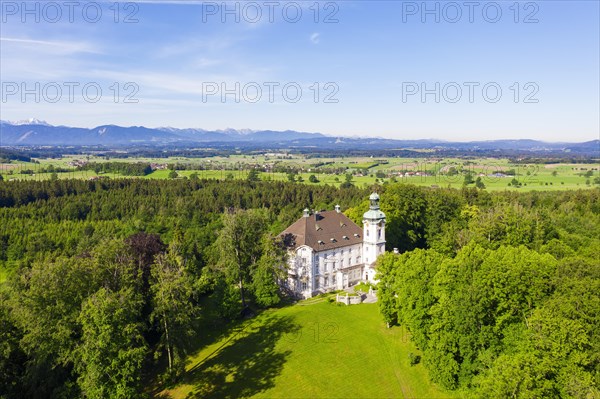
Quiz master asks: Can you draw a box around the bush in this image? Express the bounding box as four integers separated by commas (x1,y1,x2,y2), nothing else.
409,352,421,366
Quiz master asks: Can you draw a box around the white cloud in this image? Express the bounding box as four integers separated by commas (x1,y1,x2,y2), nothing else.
0,37,101,54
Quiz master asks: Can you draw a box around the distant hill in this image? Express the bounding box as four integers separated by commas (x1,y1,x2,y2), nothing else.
1,120,598,155
0,121,325,146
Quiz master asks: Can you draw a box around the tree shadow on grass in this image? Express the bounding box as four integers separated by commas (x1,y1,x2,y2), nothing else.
183,314,299,399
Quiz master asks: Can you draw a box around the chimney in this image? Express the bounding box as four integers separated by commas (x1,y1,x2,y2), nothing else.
335,204,341,213
303,208,310,218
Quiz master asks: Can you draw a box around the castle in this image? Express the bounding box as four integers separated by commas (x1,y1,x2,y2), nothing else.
281,193,386,298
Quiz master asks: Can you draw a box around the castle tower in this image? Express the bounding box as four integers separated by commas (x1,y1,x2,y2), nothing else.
362,192,386,282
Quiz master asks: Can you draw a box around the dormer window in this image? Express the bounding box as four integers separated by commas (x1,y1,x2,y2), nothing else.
343,235,349,240
353,233,360,238
318,240,324,245
330,238,336,243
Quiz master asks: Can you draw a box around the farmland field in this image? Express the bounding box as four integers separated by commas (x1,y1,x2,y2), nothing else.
1,154,598,192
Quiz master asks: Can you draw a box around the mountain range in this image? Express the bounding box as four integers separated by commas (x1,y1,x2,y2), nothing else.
1,120,598,155
0,120,325,146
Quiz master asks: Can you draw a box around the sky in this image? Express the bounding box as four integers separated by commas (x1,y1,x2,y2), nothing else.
0,0,599,142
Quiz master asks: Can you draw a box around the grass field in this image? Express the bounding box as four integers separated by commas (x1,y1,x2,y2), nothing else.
155,301,455,399
1,154,598,192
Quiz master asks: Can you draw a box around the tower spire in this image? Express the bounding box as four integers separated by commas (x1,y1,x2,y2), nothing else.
369,192,380,210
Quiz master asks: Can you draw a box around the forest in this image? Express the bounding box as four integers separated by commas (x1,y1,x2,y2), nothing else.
0,179,598,398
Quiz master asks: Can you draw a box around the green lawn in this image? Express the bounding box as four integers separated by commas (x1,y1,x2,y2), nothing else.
156,302,454,399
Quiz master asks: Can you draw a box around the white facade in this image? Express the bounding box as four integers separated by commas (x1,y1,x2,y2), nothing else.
362,192,386,282
284,193,386,298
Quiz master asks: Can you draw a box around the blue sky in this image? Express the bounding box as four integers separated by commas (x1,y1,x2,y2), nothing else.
1,0,598,141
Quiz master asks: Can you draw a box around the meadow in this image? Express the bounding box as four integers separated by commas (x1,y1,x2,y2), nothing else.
156,299,455,399
1,154,598,192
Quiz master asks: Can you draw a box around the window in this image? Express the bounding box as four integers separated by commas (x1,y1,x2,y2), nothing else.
341,259,344,267
366,229,370,237
333,261,337,269
315,278,320,289
333,275,336,285
316,264,320,275
301,281,307,291
324,263,328,272
324,277,329,286
378,228,381,239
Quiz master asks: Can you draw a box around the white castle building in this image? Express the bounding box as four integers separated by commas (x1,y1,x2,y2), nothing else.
281,193,386,298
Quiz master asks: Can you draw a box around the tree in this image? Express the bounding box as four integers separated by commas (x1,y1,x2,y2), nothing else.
8,256,102,397
381,184,427,252
76,287,147,399
375,253,399,328
344,199,370,225
426,244,557,389
472,261,600,398
150,245,196,378
247,168,260,182
124,232,165,297
216,209,268,311
463,173,475,185
340,173,354,188
168,170,178,179
475,177,486,189
0,292,26,398
309,174,319,183
392,249,445,350
251,235,288,307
